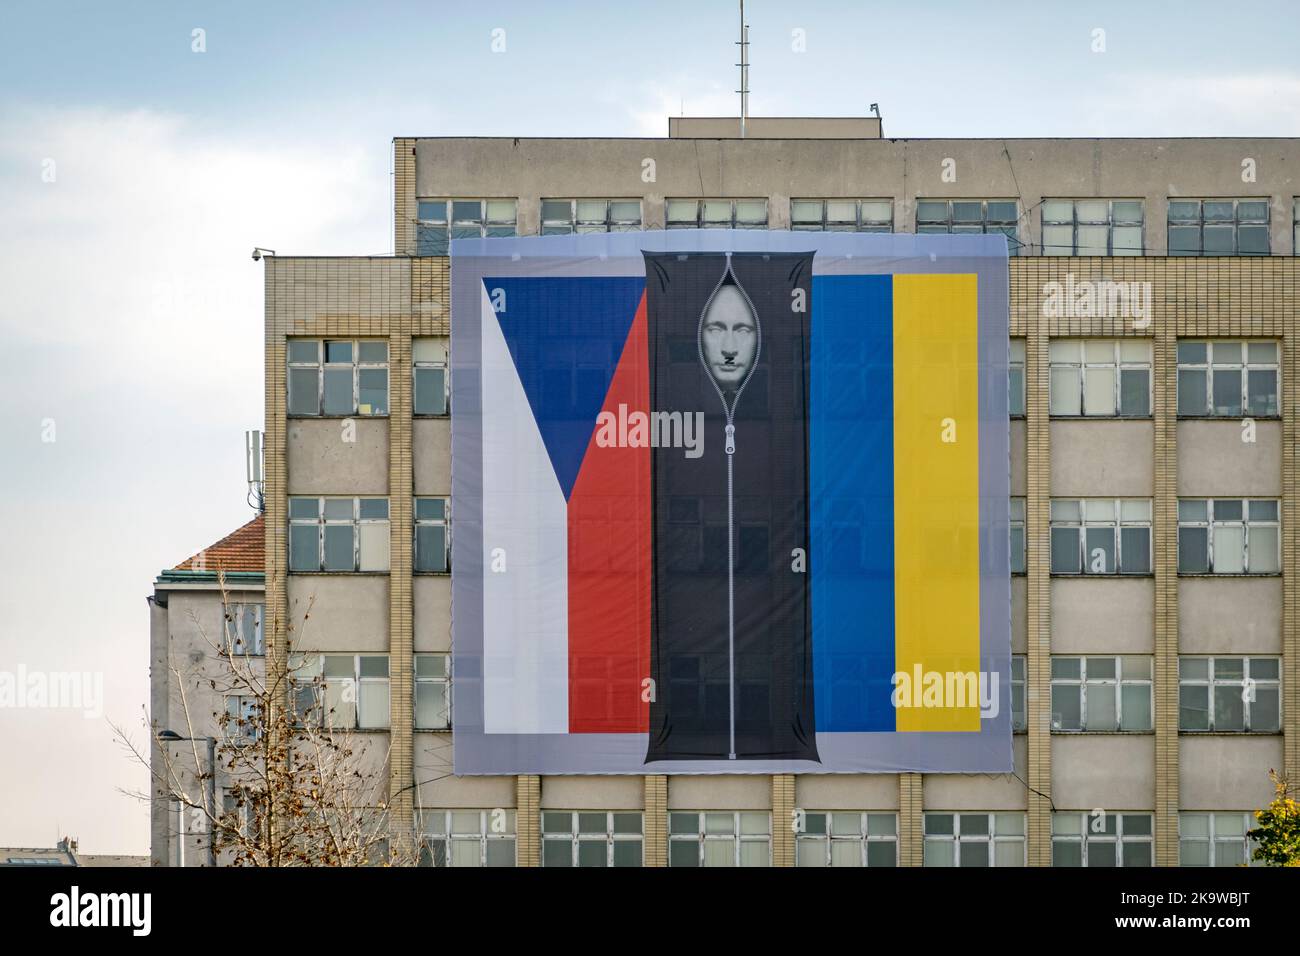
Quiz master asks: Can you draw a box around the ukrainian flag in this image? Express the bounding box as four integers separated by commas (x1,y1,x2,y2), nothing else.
810,273,984,733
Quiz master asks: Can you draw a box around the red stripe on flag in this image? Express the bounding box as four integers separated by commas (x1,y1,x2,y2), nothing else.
567,294,651,733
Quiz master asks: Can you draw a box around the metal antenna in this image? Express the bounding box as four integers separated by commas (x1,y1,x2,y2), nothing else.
736,1,749,138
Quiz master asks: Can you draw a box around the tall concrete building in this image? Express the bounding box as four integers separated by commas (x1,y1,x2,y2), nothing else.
158,117,1300,866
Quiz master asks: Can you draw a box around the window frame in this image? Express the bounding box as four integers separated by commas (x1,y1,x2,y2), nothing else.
1176,339,1280,418
1052,812,1153,867
288,496,390,573
414,653,451,730
416,198,518,254
665,198,769,230
922,812,1026,867
790,198,894,233
412,336,450,417
1049,655,1154,733
1179,812,1259,867
223,694,261,743
222,602,264,656
1048,339,1152,418
1178,656,1282,733
1177,498,1280,575
540,199,643,235
1049,498,1153,576
287,652,391,731
287,338,389,418
795,811,898,867
1008,338,1026,417
916,199,1021,252
1167,198,1270,256
1041,199,1144,256
1009,497,1026,575
413,496,450,574
418,809,517,867
667,811,772,866
541,811,644,867
1011,656,1027,733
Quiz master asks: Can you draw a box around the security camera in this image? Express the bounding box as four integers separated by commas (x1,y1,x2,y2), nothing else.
251,247,275,262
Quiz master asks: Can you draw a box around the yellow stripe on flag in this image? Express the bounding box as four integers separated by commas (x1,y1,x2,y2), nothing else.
892,274,982,732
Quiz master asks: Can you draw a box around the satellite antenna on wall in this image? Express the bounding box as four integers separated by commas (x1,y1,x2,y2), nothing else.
736,1,749,138
245,429,264,513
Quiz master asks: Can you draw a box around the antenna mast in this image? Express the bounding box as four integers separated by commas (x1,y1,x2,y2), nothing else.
736,2,749,138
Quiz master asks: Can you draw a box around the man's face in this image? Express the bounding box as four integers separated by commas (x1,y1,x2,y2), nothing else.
700,285,757,389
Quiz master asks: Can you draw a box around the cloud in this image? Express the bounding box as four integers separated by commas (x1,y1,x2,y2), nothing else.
0,103,390,853
0,105,388,377
1080,72,1300,136
615,75,798,138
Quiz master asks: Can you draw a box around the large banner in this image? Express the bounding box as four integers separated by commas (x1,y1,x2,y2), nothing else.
451,231,1011,774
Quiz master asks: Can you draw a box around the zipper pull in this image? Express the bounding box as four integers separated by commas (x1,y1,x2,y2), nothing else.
725,423,735,455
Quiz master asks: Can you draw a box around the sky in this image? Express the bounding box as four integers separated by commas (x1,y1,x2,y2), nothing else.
1,0,1298,855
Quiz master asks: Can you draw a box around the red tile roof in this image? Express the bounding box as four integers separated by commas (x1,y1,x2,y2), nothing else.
173,514,265,572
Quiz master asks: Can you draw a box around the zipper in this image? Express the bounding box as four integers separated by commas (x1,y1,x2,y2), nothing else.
696,252,761,760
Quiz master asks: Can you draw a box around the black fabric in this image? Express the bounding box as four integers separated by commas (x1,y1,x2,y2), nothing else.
643,251,818,762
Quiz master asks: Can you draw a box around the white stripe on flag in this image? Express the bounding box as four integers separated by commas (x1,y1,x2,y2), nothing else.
480,282,570,734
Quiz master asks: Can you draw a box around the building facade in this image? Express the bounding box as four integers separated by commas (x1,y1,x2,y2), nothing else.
240,120,1300,867
149,517,265,867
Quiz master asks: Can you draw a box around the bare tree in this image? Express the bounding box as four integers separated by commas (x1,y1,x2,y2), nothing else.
115,572,423,866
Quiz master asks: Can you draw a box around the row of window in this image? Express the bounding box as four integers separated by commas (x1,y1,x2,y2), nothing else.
221,651,451,733
1009,497,1280,576
283,492,1280,578
221,637,1279,736
285,336,1281,422
1037,655,1281,734
287,496,448,573
414,197,1300,256
287,338,448,418
412,809,1261,867
1008,337,1280,419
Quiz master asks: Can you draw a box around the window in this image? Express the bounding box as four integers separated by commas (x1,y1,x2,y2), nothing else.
222,603,264,656
221,789,258,843
923,813,1025,867
414,498,449,573
1177,499,1279,575
541,811,643,867
1041,200,1143,255
413,337,449,416
790,199,893,233
796,812,897,866
1050,656,1153,732
1050,499,1152,575
416,199,517,254
223,695,260,743
1009,498,1026,574
415,653,451,729
419,810,516,867
1011,656,1026,732
668,812,770,866
1168,199,1269,256
1008,339,1025,416
541,199,642,234
288,497,390,572
287,339,389,417
666,199,768,230
917,200,1020,252
1180,813,1259,866
1052,812,1153,866
289,653,391,730
1049,340,1151,417
1179,657,1281,733
1176,340,1279,417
